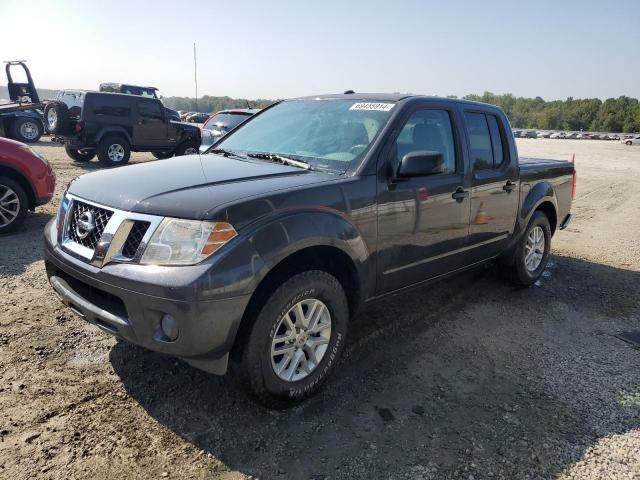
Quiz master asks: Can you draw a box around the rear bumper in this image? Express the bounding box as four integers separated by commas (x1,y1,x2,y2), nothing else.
44,219,251,374
559,212,574,230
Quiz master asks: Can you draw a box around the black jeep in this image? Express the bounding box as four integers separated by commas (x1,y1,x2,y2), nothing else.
45,92,201,167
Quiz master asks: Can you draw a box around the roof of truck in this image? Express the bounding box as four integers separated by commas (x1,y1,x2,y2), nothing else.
292,93,503,110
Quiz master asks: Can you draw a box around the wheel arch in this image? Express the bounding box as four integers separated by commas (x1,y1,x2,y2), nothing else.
0,165,36,209
520,181,559,235
95,127,131,145
224,210,371,362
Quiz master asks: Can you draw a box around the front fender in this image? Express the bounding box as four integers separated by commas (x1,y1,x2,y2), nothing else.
196,209,372,302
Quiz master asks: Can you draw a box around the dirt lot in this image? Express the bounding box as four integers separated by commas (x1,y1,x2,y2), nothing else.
1,139,639,480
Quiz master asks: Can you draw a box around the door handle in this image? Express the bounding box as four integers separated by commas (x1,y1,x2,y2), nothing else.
452,187,469,203
503,181,516,193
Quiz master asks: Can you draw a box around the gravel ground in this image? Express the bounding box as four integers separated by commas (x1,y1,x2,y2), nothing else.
0,138,639,479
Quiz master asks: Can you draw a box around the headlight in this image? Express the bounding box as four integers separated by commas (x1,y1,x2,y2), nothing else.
140,218,237,266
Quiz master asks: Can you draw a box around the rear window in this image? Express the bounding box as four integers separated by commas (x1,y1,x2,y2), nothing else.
86,95,132,118
203,113,250,132
464,112,506,170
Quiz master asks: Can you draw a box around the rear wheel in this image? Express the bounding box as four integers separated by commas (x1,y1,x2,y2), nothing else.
239,270,349,408
175,141,199,156
10,117,43,143
0,177,28,234
65,145,95,162
626,140,633,146
502,211,551,287
97,135,131,167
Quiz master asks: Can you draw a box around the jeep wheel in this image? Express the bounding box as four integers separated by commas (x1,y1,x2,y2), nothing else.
502,211,551,287
0,177,28,234
240,270,349,409
152,151,174,159
175,141,200,156
65,145,96,162
44,101,71,135
10,117,43,143
97,136,131,167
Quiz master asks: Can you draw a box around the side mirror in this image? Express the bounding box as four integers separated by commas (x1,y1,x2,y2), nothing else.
397,150,444,178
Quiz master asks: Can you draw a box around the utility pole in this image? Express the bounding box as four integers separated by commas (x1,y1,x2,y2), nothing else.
193,42,198,112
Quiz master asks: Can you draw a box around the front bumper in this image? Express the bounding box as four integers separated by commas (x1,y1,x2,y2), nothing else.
44,219,251,374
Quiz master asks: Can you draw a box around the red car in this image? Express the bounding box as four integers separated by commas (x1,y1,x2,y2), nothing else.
0,137,55,233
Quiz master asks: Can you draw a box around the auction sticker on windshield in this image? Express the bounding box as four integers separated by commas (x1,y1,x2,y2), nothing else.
349,102,395,111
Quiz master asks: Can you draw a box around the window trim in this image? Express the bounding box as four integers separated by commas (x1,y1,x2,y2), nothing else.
385,105,462,178
137,99,164,120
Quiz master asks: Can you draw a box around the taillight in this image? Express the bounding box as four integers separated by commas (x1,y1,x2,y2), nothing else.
74,121,84,133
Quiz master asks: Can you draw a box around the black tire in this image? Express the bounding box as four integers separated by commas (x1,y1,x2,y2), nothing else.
0,176,28,234
97,135,131,167
174,141,200,156
65,145,95,162
10,117,43,143
44,101,71,135
502,211,552,287
626,141,633,146
152,151,174,159
239,270,349,408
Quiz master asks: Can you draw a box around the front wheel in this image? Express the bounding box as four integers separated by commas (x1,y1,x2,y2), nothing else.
626,141,633,146
174,141,200,156
502,211,551,287
97,135,131,167
240,270,349,408
152,151,174,159
0,177,28,234
65,145,95,162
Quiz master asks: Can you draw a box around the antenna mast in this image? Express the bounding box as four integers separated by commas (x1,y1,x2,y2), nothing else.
193,42,198,112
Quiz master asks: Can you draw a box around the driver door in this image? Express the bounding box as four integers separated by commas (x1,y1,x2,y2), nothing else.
376,105,471,294
133,99,167,147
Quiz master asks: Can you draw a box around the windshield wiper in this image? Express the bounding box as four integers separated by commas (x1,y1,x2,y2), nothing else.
209,148,245,158
246,152,313,170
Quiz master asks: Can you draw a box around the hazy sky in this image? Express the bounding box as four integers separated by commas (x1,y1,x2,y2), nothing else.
1,0,638,100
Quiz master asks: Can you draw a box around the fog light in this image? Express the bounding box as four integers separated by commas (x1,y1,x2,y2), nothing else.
161,314,179,341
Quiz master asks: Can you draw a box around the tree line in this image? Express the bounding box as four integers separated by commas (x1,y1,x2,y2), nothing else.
162,95,275,114
459,92,640,133
165,91,640,133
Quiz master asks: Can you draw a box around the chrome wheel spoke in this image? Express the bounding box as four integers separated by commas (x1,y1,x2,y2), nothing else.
525,226,545,272
270,297,332,382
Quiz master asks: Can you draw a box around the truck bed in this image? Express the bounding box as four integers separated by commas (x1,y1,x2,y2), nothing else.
519,157,574,181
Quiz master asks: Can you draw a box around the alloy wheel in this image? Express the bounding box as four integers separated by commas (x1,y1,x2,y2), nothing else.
0,184,20,227
107,144,125,162
524,225,545,272
271,298,332,382
47,109,57,129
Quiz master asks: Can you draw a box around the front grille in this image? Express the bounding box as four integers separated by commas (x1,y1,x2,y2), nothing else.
67,200,113,250
121,221,150,258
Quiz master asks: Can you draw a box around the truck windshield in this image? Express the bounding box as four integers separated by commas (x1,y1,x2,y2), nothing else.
212,99,395,172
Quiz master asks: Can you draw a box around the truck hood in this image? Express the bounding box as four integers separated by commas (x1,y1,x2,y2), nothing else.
67,154,334,219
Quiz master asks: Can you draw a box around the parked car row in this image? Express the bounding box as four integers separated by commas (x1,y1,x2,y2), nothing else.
513,129,631,141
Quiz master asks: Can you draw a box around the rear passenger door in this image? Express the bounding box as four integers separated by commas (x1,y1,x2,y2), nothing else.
463,110,519,260
133,99,167,147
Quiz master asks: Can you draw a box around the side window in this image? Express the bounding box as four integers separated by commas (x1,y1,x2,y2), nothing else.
486,114,505,167
464,112,493,170
138,100,163,120
394,109,456,175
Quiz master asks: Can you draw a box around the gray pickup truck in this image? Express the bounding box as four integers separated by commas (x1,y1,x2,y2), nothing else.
44,93,575,407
